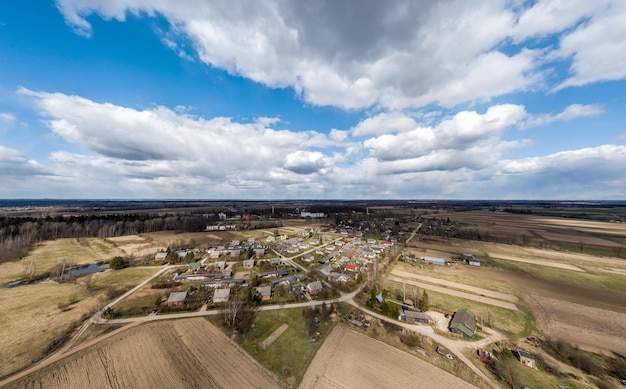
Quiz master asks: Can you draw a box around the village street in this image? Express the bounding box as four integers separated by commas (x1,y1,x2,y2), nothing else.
88,275,501,389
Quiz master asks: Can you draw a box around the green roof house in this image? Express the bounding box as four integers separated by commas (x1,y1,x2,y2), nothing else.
448,308,477,339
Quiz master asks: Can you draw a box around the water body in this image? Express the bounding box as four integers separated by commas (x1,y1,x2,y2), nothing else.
4,263,107,287
59,263,106,280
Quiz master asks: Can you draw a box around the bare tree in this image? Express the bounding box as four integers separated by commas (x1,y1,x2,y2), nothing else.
223,288,258,334
401,281,407,303
84,274,96,291
412,285,420,308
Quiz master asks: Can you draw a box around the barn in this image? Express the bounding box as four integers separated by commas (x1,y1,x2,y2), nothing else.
423,256,446,266
400,311,433,325
448,308,477,339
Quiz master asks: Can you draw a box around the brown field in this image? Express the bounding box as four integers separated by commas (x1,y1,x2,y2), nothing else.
0,238,124,284
523,294,626,356
489,253,584,272
2,318,283,389
437,210,626,248
533,229,622,247
300,325,478,389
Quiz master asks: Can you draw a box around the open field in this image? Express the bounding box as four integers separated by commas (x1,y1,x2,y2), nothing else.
0,267,158,379
408,236,626,291
433,210,626,255
300,325,479,389
489,253,584,271
234,307,336,386
2,318,283,389
106,235,161,258
0,238,124,284
391,269,519,303
523,294,626,356
388,276,519,311
432,264,626,353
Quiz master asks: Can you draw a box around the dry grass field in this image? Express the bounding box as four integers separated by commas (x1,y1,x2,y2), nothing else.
2,318,283,389
300,325,479,389
391,269,518,302
0,238,124,284
0,267,157,379
106,235,162,258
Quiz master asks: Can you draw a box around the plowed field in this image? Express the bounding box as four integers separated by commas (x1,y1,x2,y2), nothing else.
3,318,282,389
300,325,478,389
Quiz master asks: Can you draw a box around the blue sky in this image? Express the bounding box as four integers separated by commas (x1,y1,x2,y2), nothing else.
1,1,625,199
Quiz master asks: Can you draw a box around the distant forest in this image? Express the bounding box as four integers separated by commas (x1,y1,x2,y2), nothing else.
0,213,210,263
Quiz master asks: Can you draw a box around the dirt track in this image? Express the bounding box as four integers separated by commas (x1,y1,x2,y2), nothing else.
2,318,282,389
300,325,479,389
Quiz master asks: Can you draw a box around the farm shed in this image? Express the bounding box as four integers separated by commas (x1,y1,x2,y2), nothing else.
423,256,446,266
167,291,188,307
400,311,433,325
213,288,231,303
448,308,477,339
155,252,167,261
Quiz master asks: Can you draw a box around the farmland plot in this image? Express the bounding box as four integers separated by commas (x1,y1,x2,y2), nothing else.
3,318,282,389
300,325,478,389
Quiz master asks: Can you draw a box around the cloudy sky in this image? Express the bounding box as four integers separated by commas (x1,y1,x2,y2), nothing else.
1,1,625,199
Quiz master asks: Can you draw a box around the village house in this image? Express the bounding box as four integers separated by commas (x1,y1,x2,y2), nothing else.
255,286,272,301
270,273,306,286
167,291,188,307
242,259,255,269
343,263,358,273
155,252,167,261
213,288,231,303
306,280,323,295
328,272,349,283
188,262,201,272
449,308,477,339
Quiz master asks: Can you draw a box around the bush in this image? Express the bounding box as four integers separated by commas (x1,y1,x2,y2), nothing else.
109,256,128,270
400,333,423,348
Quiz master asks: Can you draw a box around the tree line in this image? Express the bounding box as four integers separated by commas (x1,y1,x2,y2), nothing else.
0,213,208,263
